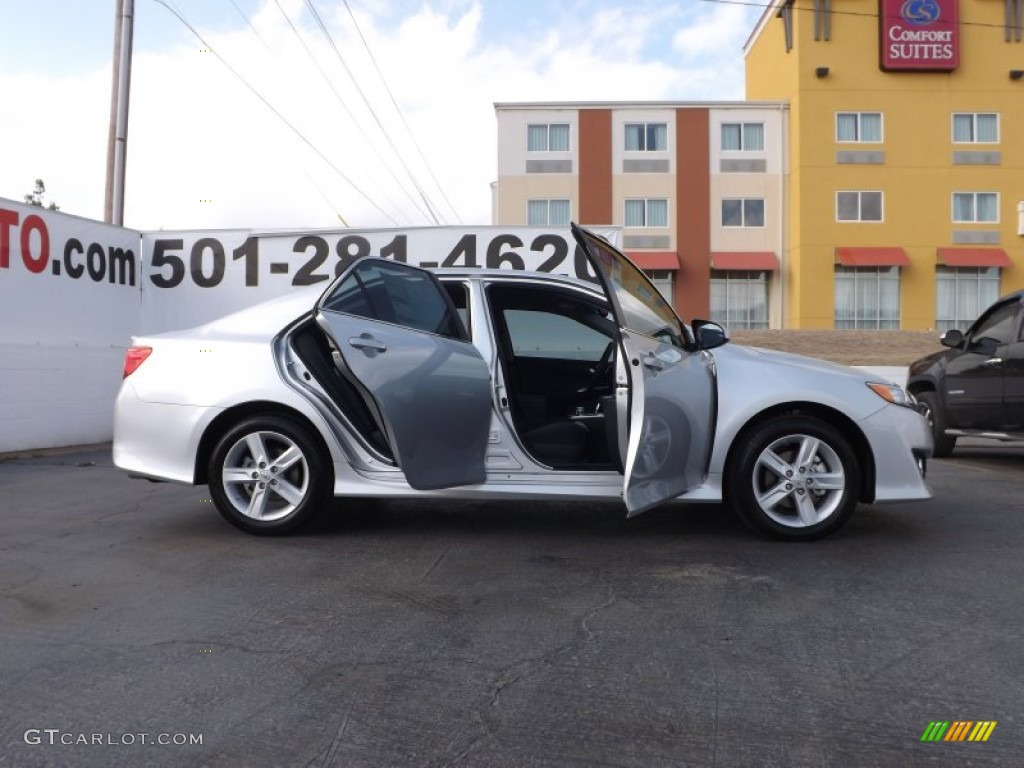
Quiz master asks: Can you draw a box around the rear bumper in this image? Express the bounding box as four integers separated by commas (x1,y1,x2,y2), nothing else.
112,381,221,485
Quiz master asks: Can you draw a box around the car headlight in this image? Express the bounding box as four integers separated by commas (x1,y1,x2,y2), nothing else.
866,381,917,408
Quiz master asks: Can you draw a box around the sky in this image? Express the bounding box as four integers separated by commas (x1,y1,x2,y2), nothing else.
0,0,763,231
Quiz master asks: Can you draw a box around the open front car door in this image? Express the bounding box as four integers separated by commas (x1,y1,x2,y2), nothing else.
315,258,492,490
571,224,717,516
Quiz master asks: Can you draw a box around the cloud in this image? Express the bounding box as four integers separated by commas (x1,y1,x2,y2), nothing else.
0,1,757,231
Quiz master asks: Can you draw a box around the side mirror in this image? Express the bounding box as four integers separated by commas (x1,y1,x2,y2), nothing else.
940,329,964,349
692,319,729,351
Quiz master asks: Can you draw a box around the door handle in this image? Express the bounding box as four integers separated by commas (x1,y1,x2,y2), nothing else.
641,354,664,371
348,335,387,353
983,357,1003,366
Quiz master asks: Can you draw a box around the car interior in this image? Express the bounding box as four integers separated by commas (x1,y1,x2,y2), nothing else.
483,283,620,471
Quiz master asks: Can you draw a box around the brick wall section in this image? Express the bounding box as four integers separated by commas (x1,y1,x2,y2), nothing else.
578,109,612,225
675,108,710,319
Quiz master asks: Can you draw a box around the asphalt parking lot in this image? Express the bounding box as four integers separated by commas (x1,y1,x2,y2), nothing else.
1,441,1022,767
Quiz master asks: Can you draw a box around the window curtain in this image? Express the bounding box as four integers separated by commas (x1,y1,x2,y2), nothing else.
624,200,645,226
861,113,882,142
549,124,570,151
742,123,764,151
976,115,998,143
721,124,741,150
648,123,668,151
952,193,974,221
976,193,998,222
836,114,857,141
527,200,548,226
952,114,973,142
548,199,570,226
625,124,644,151
527,125,547,151
647,199,668,227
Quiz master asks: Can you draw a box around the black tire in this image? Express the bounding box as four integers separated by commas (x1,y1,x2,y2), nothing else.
208,415,332,535
726,415,861,541
917,391,956,458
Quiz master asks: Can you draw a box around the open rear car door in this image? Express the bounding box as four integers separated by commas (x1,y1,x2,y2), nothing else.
571,224,717,515
315,258,492,490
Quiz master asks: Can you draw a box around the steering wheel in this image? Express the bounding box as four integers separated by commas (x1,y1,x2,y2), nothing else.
575,341,616,403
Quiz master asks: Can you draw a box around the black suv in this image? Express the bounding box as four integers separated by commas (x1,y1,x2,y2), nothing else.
907,290,1024,457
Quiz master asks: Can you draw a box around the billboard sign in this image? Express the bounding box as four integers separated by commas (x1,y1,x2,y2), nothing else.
880,0,959,71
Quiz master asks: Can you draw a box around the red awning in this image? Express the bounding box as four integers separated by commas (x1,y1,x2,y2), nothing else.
835,247,910,267
937,248,1012,268
710,251,779,271
626,251,679,270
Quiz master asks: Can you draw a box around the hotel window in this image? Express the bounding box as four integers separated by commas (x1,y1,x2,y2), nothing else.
836,191,883,222
527,123,570,152
834,266,900,329
710,270,769,329
952,192,998,223
952,113,999,144
721,198,765,228
624,123,668,151
721,122,764,151
527,199,570,227
624,199,669,227
836,112,882,142
936,266,1001,331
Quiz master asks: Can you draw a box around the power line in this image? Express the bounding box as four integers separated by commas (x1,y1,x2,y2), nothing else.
225,0,271,50
271,0,433,224
151,0,399,225
303,0,445,225
340,0,463,224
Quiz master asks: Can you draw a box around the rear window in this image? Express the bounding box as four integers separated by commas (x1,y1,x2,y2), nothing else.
321,259,467,340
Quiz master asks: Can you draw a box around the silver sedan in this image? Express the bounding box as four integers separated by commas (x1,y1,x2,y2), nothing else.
113,224,932,540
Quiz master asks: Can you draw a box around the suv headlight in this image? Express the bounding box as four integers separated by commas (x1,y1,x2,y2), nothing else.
866,382,917,408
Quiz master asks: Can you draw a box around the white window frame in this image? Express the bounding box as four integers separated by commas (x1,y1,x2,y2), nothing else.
624,198,670,228
835,111,883,143
527,123,570,152
721,198,766,228
710,270,770,330
526,198,571,227
720,122,765,152
834,266,901,329
935,266,1002,331
951,113,1000,144
835,191,884,223
952,192,999,223
623,122,669,152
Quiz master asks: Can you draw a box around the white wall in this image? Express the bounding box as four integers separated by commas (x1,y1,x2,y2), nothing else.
0,199,141,453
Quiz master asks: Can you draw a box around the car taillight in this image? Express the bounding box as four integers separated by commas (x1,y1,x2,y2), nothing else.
123,346,152,378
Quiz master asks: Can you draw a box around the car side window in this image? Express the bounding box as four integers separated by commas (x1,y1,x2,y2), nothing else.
321,259,468,341
442,281,471,338
503,309,611,361
970,301,1018,346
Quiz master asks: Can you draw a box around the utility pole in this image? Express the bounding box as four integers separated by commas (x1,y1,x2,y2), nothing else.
104,0,134,225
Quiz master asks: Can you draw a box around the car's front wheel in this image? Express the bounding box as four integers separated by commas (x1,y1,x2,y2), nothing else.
916,391,956,458
208,415,332,535
727,415,860,541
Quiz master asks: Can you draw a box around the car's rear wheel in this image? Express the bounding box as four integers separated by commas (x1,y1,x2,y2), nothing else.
916,391,956,458
727,416,860,541
208,415,331,535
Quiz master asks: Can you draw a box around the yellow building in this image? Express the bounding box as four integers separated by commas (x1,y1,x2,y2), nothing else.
745,0,1024,329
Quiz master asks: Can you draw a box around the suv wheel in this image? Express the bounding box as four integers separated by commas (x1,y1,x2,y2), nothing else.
917,391,956,458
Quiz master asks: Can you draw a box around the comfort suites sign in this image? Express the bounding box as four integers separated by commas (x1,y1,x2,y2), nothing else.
880,0,959,71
